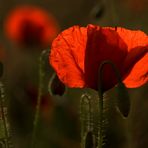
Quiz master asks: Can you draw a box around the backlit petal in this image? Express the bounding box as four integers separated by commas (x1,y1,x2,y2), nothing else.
50,26,87,87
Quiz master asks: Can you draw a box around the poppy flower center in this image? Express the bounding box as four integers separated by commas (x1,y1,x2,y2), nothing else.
20,19,44,46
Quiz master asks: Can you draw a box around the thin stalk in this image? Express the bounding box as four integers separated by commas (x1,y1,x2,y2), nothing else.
31,49,48,148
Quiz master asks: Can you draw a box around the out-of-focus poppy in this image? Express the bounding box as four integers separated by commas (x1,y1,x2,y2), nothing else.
4,5,59,48
49,24,148,91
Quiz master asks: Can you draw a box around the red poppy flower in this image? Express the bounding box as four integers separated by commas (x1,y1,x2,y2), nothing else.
4,5,59,48
49,24,148,91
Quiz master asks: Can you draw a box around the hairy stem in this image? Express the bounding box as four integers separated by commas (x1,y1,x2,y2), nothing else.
97,60,122,148
31,50,48,148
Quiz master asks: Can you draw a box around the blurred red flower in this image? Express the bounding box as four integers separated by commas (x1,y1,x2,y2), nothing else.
4,5,59,48
49,24,148,91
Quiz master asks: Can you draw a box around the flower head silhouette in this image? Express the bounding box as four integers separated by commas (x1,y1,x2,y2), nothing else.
4,5,59,48
49,24,148,91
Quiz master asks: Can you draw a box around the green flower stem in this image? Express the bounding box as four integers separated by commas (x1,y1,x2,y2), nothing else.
97,60,122,148
31,50,48,148
0,82,9,148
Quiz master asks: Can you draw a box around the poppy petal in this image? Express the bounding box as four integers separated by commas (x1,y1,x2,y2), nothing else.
123,49,148,88
50,26,87,87
115,27,148,88
115,27,148,50
84,25,127,90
